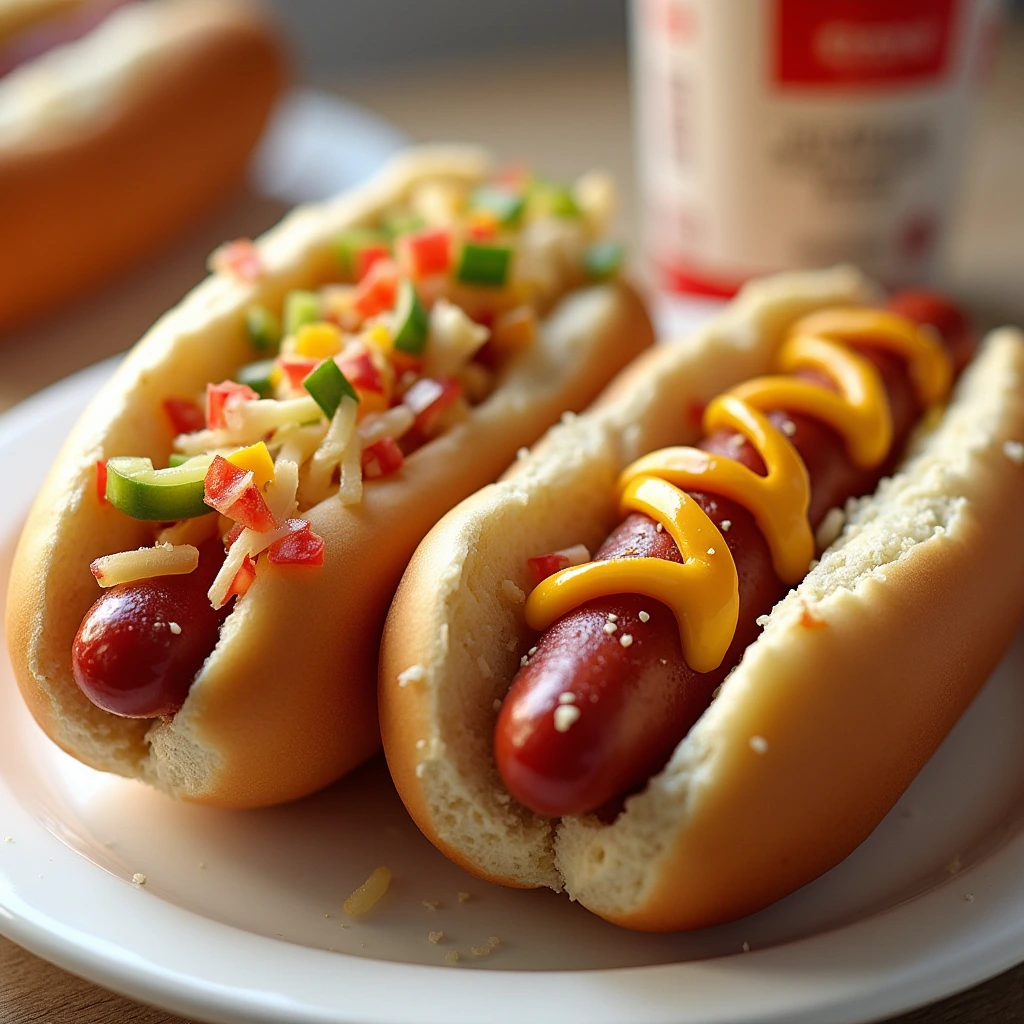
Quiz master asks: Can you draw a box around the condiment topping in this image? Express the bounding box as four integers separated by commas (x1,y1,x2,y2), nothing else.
524,308,953,672
92,167,620,611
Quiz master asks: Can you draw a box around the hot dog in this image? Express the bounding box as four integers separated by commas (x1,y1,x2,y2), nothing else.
379,266,1024,931
6,146,654,807
0,0,285,332
494,291,964,818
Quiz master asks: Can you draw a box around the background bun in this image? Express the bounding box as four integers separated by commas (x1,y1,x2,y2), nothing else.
0,0,286,331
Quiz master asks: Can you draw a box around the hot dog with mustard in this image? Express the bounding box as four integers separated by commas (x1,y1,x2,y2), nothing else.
380,266,1024,931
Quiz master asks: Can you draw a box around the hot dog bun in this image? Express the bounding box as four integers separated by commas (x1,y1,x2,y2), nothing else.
0,0,87,43
6,145,654,808
379,266,1024,929
0,0,285,332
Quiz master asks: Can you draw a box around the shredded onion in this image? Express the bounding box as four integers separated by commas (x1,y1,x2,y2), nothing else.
92,543,198,588
305,395,357,503
358,405,414,448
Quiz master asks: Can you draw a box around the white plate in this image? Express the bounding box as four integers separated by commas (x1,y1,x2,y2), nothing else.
2,362,1024,1024
4,95,1024,1022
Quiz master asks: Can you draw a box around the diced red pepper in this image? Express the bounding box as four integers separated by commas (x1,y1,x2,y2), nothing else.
527,552,572,585
277,356,320,390
398,228,452,278
361,437,405,479
227,555,257,600
206,380,259,431
356,244,392,281
493,164,530,189
389,349,424,378
268,519,325,566
223,522,245,551
402,376,462,437
163,397,206,435
468,307,496,330
204,455,278,532
96,460,108,504
210,238,263,281
337,349,385,394
352,259,399,318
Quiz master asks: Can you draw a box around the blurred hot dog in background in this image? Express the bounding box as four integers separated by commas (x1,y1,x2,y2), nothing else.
0,0,285,332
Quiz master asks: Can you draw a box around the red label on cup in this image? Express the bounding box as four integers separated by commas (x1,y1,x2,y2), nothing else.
775,0,958,88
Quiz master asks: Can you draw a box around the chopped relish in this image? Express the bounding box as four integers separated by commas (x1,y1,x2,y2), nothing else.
393,280,429,355
97,166,623,610
456,243,512,287
245,305,281,353
304,358,359,419
283,290,321,336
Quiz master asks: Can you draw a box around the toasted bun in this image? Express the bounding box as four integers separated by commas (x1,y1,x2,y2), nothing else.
0,0,285,331
6,144,654,808
379,267,1024,929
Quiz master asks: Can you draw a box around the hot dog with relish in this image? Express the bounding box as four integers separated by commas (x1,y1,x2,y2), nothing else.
7,146,653,807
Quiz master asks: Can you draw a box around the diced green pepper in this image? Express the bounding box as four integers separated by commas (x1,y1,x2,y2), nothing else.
584,241,624,281
245,305,281,354
333,228,391,276
469,186,525,226
528,180,581,220
283,290,322,336
167,453,190,468
233,358,278,398
456,243,513,287
393,280,429,355
303,358,358,419
381,210,426,239
105,456,214,521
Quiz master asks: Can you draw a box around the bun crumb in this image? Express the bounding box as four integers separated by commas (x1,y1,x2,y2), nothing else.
398,665,426,687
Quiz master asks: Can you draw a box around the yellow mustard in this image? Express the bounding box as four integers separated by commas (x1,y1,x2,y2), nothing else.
524,308,953,673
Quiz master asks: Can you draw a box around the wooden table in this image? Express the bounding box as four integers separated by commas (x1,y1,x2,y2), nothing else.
2,26,1024,1024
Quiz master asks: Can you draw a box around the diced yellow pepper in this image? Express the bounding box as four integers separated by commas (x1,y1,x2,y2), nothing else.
227,441,275,490
295,322,343,358
492,305,537,353
466,210,500,237
365,323,394,354
356,390,389,419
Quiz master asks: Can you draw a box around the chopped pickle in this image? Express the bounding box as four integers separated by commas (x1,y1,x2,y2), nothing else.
393,280,429,355
303,359,359,419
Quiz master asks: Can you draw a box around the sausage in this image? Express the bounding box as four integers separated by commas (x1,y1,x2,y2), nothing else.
494,293,969,818
887,290,973,374
72,539,229,718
